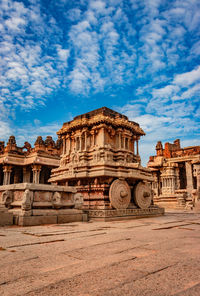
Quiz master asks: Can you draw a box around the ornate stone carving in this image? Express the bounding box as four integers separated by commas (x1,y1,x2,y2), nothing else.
134,182,152,209
74,193,84,209
109,179,131,209
52,191,62,209
7,135,16,146
44,136,55,148
34,136,45,146
21,189,33,211
23,141,32,152
1,190,13,208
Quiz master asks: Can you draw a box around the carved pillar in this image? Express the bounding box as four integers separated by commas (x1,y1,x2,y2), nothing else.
197,167,200,189
99,127,105,147
119,132,122,148
186,162,193,191
80,135,83,151
91,130,95,147
65,135,69,155
3,165,12,185
62,136,66,155
196,166,200,200
32,165,42,184
84,131,87,150
136,139,139,155
127,138,130,151
67,136,71,153
23,167,31,183
132,138,135,154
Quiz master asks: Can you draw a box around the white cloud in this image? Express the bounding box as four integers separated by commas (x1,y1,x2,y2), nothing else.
0,121,12,139
57,47,70,62
174,65,200,85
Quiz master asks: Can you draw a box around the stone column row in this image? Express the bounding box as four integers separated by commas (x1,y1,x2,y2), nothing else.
2,164,42,185
3,165,12,185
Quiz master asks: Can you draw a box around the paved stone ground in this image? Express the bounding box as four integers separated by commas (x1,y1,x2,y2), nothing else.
0,212,200,296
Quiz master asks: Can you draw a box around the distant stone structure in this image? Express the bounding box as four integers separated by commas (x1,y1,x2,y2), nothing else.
50,107,164,220
0,135,86,226
0,135,62,186
148,139,200,210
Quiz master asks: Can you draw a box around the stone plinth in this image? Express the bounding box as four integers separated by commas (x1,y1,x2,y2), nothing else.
88,206,164,221
0,183,87,226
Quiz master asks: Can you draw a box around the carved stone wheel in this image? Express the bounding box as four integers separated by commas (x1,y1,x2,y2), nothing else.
134,182,152,209
109,179,131,209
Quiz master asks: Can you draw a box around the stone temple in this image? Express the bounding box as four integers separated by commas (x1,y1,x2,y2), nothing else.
148,139,200,210
0,107,164,226
49,107,164,220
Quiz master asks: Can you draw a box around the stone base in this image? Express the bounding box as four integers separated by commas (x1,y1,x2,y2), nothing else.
86,206,164,221
17,209,88,226
0,209,13,226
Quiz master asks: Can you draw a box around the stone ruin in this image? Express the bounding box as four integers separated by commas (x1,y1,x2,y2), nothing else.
49,107,164,220
148,139,200,210
0,135,86,226
0,107,164,226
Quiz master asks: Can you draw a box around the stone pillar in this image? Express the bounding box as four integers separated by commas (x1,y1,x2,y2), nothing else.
127,138,130,151
185,162,193,191
32,165,42,184
136,139,139,155
132,139,135,154
23,167,31,183
119,132,122,148
91,130,95,147
197,167,200,190
196,166,200,200
65,135,69,154
99,127,105,147
62,136,66,155
3,165,12,185
66,135,72,155
84,131,87,150
80,135,83,151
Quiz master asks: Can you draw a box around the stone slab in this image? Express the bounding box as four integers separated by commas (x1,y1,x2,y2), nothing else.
57,213,83,223
18,215,57,226
0,211,13,226
17,211,88,226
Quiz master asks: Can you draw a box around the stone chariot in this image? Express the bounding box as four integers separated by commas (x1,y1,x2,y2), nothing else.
49,107,164,220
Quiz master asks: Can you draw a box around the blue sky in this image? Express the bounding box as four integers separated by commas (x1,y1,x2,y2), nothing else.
0,0,200,165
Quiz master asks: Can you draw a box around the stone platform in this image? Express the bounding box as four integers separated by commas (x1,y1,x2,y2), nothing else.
0,183,87,226
87,206,164,221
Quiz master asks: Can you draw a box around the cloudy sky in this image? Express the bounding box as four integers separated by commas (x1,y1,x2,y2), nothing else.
0,0,200,165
